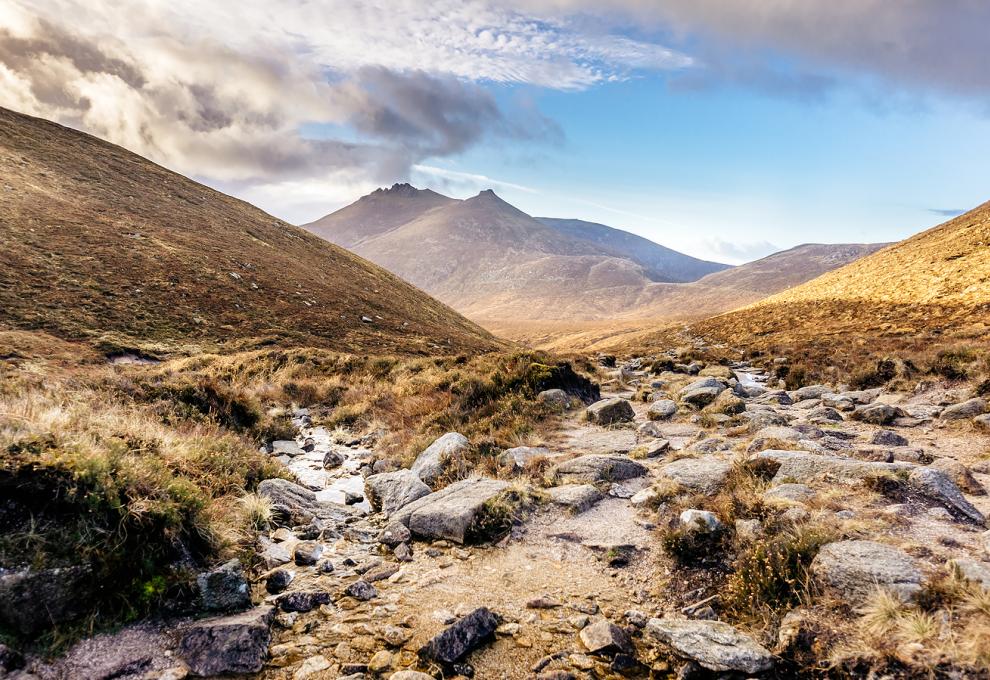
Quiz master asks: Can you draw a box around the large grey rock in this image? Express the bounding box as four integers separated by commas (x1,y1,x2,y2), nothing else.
418,607,499,664
391,477,511,544
751,450,915,485
852,403,905,425
411,432,470,487
197,559,251,613
178,605,274,676
555,454,647,484
0,565,92,634
929,458,986,495
950,558,990,590
908,467,985,524
648,399,678,421
764,483,815,503
659,458,732,493
811,540,922,603
841,388,882,404
270,440,305,457
579,620,634,655
257,478,319,525
941,398,987,421
791,384,830,401
547,484,604,513
365,470,431,514
743,410,791,432
871,430,909,447
679,378,727,407
645,618,774,674
821,394,855,411
538,389,572,410
586,398,635,425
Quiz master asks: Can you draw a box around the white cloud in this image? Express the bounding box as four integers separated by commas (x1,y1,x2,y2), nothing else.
0,0,690,219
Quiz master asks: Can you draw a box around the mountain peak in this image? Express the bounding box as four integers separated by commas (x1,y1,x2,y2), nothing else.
370,182,423,198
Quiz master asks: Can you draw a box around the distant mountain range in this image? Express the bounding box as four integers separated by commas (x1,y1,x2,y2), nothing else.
305,184,885,329
0,108,497,355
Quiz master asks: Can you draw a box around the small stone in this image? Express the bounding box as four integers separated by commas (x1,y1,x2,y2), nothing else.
586,398,636,425
322,451,345,469
293,541,323,566
394,543,413,562
265,569,294,595
367,649,393,673
344,580,378,601
293,655,331,679
418,607,500,664
679,509,721,532
276,591,331,612
527,596,562,609
579,620,634,656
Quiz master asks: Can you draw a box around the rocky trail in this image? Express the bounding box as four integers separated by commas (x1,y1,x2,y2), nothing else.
10,355,990,680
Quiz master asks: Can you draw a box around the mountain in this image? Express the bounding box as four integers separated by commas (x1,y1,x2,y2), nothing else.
305,183,455,248
304,185,728,325
626,242,890,321
537,217,729,282
694,202,990,362
0,108,498,356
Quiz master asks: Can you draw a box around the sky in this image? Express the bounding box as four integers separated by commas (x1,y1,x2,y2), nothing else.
2,1,990,264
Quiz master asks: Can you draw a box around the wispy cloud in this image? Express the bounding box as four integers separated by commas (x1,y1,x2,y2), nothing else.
927,208,965,218
412,165,540,195
704,238,780,264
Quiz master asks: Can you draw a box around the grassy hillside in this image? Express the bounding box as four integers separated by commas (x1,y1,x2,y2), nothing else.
0,108,498,357
693,202,990,377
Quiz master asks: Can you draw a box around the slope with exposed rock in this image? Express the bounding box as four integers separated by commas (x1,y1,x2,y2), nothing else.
0,108,498,356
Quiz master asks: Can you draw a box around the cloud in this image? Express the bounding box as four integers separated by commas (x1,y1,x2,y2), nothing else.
0,0,688,218
516,1,990,103
927,208,966,218
704,238,780,264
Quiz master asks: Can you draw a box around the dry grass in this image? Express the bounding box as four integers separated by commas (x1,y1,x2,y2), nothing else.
0,106,498,357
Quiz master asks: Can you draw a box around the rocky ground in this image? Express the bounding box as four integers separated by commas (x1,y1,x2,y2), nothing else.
5,353,990,680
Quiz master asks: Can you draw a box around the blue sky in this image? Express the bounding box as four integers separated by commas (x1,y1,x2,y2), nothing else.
413,75,990,263
4,1,989,264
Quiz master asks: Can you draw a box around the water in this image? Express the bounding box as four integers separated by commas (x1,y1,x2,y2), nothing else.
278,425,373,513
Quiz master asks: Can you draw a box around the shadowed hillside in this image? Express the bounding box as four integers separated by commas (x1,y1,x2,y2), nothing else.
0,108,498,356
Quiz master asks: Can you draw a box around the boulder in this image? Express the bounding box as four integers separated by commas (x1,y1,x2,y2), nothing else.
811,540,922,603
648,399,678,421
643,439,671,458
808,406,844,423
707,391,745,415
871,430,909,447
821,394,855,411
975,414,990,431
791,384,830,401
689,437,730,453
645,618,774,674
555,454,647,484
586,398,635,425
547,484,604,513
679,509,722,532
391,477,511,544
270,440,305,457
579,620,634,656
197,559,251,612
418,607,499,665
950,558,990,590
0,565,92,634
658,458,732,493
293,541,323,566
751,450,915,485
378,523,412,548
908,467,985,524
852,403,905,425
679,378,727,408
764,483,815,504
322,450,344,469
502,446,551,470
538,389,571,410
276,590,331,612
178,605,274,676
257,478,319,525
941,398,987,421
929,458,986,496
365,470,431,514
344,580,378,601
411,432,471,488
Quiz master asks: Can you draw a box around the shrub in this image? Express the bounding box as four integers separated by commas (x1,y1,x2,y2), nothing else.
722,524,834,624
929,347,977,381
660,523,730,568
850,358,898,389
